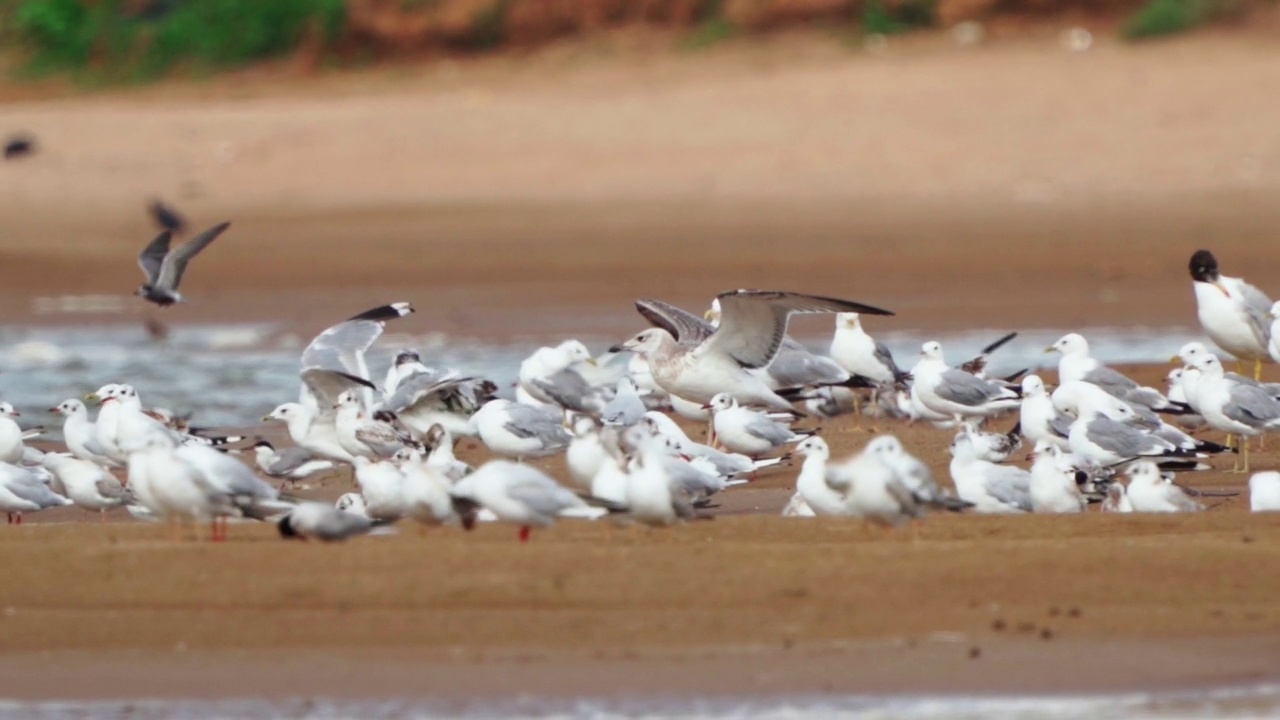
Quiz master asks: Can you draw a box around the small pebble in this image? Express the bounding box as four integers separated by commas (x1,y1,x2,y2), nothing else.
1040,628,1054,640
968,646,982,659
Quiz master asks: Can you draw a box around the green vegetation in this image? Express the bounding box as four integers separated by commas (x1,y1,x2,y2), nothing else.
679,16,735,50
1122,0,1241,40
5,0,346,81
861,0,934,35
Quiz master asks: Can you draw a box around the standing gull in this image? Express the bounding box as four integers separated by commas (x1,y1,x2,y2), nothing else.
1187,353,1280,472
614,290,893,411
1189,249,1273,379
469,400,571,460
910,342,1021,424
1047,333,1179,411
948,432,1031,513
704,298,851,389
705,393,812,457
450,460,606,542
251,441,336,486
135,221,231,307
1029,443,1087,514
41,454,130,521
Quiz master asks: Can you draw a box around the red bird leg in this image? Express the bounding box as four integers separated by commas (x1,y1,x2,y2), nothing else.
518,526,531,543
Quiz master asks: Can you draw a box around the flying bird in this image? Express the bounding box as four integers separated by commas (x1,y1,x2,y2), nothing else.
3,134,34,160
135,221,231,306
148,198,187,234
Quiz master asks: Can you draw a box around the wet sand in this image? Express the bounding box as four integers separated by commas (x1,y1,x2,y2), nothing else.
2,29,1280,702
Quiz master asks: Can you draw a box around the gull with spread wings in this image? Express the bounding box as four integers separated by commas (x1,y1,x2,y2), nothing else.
135,222,231,306
612,290,893,412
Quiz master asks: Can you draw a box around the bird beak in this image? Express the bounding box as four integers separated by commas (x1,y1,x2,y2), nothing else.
84,393,98,402
48,407,59,413
608,343,627,353
10,410,19,417
700,403,713,410
1043,346,1056,353
260,414,272,422
586,357,599,367
703,310,714,320
1169,354,1181,363
1213,280,1230,298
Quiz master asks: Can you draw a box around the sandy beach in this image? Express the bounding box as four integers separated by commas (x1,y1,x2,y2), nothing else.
1,26,1280,706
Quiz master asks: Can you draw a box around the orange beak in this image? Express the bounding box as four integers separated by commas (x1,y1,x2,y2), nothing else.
1214,280,1230,298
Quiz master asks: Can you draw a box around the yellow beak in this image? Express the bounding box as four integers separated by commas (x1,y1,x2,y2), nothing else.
1169,355,1182,363
260,414,272,422
1043,346,1056,353
703,310,714,320
586,357,598,367
84,393,98,402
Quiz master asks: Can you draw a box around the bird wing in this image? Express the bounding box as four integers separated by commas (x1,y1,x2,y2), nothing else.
381,369,468,413
301,302,413,396
702,290,893,370
873,341,905,379
1082,366,1139,396
531,368,607,413
503,404,572,446
300,368,376,412
983,466,1032,510
1238,280,1274,347
934,369,1011,407
270,446,318,475
1224,384,1280,426
634,298,714,348
136,230,172,284
1086,416,1172,457
885,477,923,517
155,221,230,290
765,344,849,387
743,415,794,445
959,331,1017,374
505,475,578,516
95,476,131,502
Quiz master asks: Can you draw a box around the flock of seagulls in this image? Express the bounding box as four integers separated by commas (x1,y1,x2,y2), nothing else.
2,238,1280,541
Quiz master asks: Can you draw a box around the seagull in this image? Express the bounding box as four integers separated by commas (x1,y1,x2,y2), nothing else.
277,502,377,542
351,456,409,521
958,421,1022,463
1101,482,1133,513
601,377,647,427
1029,443,1086,513
135,221,231,306
0,463,71,524
40,454,130,521
948,432,1031,513
1164,368,1205,431
624,433,722,527
421,424,473,482
377,367,497,440
1067,404,1188,470
703,298,851,389
1250,471,1280,512
393,448,455,528
1188,353,1280,472
910,341,1020,424
1270,301,1280,365
148,198,186,234
334,390,415,458
705,393,812,457
639,411,784,478
1189,249,1274,379
781,492,816,517
791,436,851,516
518,340,596,407
0,402,27,465
566,416,607,491
864,434,970,509
251,441,336,485
1125,462,1203,513
1019,375,1071,450
614,290,893,411
450,460,606,541
1047,333,1178,411
829,313,908,387
469,399,571,460
825,443,924,527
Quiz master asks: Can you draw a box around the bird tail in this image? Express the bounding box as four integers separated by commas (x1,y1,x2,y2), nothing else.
560,506,610,520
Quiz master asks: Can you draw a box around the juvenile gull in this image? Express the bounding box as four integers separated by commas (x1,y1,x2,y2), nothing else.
135,221,231,307
421,424,473,482
1189,249,1273,379
566,416,608,491
958,421,1022,463
615,290,893,411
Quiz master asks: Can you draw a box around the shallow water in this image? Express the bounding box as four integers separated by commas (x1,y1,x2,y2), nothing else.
3,683,1278,719
0,323,1207,432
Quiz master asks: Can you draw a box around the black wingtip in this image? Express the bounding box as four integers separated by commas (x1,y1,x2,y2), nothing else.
333,370,377,390
347,302,414,322
981,332,1019,356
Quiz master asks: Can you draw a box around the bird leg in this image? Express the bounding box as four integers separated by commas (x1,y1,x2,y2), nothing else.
518,525,532,543
1255,357,1263,382
99,509,106,524
706,422,718,450
13,514,21,526
6,512,12,524
1240,439,1251,474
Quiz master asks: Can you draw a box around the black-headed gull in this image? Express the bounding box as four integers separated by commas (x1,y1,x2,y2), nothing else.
791,436,852,516
278,502,377,542
252,441,336,486
0,463,71,524
910,341,1020,424
1189,249,1273,379
51,399,119,467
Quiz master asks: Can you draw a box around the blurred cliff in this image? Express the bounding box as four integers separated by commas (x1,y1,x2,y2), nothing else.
0,0,1270,82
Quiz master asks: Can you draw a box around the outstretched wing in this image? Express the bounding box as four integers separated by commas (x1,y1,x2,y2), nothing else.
703,290,893,370
156,221,230,290
137,230,172,284
634,299,714,348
